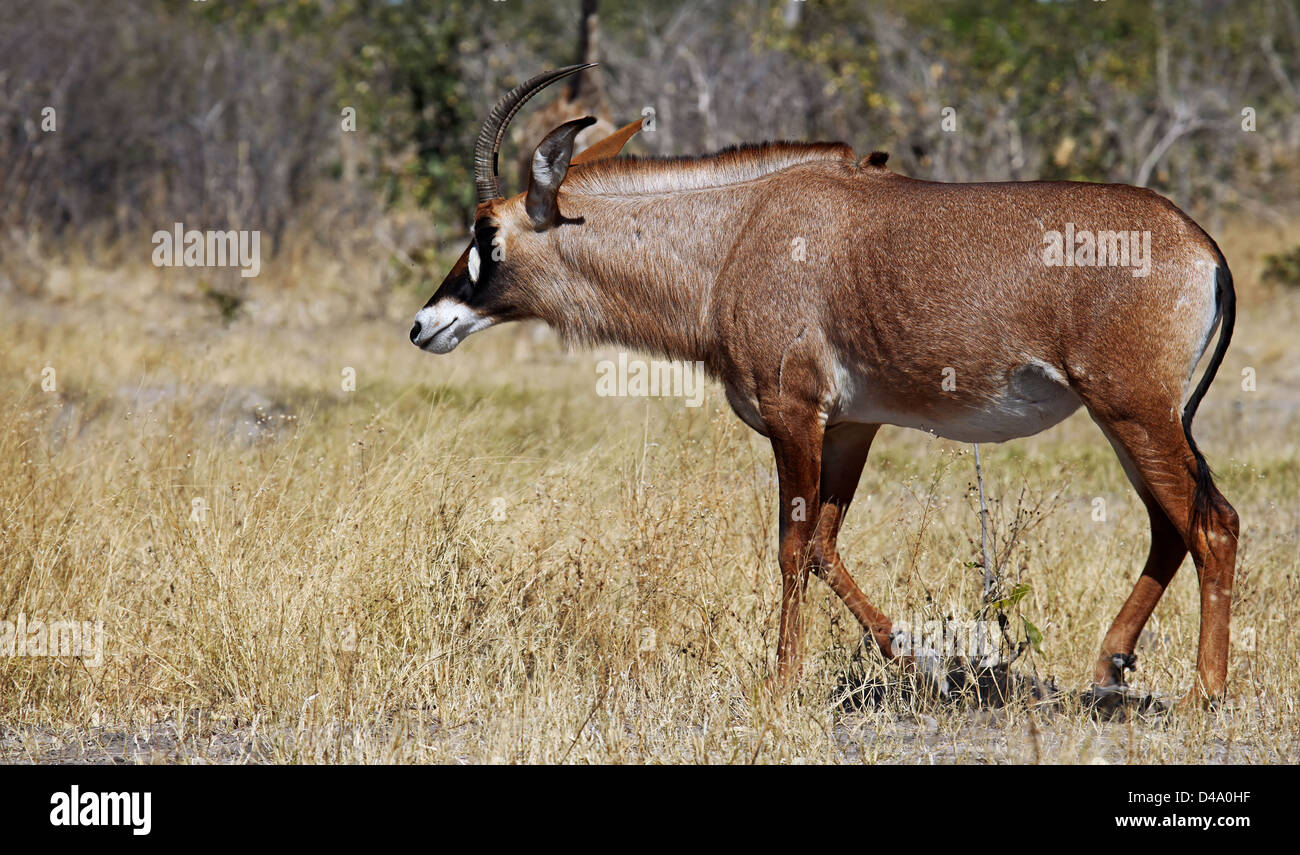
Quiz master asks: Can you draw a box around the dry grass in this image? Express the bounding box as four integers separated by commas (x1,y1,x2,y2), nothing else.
1,221,1297,764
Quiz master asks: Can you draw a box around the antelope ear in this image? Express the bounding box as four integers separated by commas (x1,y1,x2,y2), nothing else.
571,119,643,166
526,116,597,230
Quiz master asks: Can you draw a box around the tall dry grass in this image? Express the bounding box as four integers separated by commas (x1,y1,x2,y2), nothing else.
0,221,1297,763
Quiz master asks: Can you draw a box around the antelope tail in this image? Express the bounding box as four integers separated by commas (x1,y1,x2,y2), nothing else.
1182,248,1235,542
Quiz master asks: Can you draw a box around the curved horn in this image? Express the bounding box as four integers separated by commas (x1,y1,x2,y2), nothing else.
474,64,596,204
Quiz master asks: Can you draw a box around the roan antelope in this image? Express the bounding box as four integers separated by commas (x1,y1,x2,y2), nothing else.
411,66,1239,703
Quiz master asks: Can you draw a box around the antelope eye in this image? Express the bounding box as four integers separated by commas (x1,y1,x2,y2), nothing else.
467,244,481,283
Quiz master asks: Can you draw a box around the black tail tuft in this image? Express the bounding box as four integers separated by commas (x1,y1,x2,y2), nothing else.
1183,259,1235,542
1186,433,1218,546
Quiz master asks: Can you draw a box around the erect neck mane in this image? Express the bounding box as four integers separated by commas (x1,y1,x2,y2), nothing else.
563,141,855,197
525,142,855,368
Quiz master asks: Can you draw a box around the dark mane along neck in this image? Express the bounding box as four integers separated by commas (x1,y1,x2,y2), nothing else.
564,141,856,197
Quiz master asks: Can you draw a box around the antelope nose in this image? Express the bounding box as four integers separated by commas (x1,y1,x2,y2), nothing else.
409,320,422,344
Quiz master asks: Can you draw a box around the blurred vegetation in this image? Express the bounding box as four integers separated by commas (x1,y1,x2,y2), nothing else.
1262,245,1300,288
1,0,1297,261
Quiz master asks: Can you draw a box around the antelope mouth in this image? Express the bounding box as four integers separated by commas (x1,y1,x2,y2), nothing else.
410,301,493,354
412,317,459,354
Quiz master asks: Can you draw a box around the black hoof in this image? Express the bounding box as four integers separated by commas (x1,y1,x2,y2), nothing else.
1106,652,1138,687
1081,680,1168,721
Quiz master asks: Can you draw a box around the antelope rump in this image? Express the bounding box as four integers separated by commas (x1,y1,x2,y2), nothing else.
411,66,1239,703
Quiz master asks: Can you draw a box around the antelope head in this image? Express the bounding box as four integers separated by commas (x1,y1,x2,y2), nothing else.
411,65,623,354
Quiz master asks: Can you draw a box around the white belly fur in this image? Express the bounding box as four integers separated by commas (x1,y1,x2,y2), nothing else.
831,358,1082,443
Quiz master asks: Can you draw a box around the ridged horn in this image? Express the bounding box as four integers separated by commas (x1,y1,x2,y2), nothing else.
473,64,596,204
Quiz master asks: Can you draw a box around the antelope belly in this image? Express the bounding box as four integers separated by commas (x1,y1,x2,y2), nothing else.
833,360,1082,443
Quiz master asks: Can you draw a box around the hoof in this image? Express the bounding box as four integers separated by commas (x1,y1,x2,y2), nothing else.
1104,652,1138,687
1082,657,1169,720
1173,690,1222,713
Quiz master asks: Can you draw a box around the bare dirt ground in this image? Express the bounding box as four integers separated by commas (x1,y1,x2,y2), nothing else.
3,700,1291,764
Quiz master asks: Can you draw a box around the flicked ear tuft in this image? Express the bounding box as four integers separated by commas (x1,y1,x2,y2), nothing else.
526,116,597,230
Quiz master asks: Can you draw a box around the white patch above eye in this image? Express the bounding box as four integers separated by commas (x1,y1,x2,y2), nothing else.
467,245,481,283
